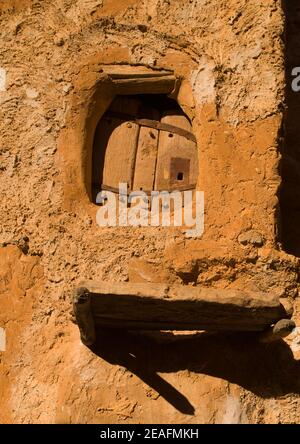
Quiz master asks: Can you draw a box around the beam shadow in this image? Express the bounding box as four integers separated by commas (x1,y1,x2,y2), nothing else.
89,328,300,415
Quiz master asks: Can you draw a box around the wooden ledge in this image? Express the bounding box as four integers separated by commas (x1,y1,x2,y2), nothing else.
73,281,295,346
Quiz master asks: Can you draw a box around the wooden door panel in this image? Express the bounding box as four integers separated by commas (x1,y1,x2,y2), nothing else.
133,107,160,192
95,97,142,192
155,111,198,191
132,126,159,192
101,119,139,191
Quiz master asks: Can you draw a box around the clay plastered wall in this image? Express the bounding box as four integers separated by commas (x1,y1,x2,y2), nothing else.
1,0,300,424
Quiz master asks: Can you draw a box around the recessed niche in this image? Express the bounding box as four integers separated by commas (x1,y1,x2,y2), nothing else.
91,94,198,203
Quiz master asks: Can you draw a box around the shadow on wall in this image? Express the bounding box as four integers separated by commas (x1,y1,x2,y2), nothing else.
280,0,300,256
90,329,300,415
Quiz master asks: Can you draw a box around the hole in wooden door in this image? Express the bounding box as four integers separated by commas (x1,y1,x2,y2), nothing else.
92,94,198,204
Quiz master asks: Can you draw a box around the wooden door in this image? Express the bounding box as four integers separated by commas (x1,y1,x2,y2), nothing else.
93,101,198,198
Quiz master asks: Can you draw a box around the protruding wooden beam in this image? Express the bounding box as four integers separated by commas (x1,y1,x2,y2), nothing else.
73,287,96,346
76,281,293,333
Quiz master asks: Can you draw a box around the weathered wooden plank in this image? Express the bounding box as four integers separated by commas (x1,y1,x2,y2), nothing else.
102,65,173,78
93,97,141,194
108,71,174,80
77,281,291,332
110,76,177,95
132,108,160,192
154,111,198,191
101,119,139,191
99,98,141,191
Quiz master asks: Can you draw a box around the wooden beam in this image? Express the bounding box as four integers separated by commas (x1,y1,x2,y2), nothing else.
108,71,174,80
73,287,96,346
108,75,177,95
77,281,292,333
101,65,174,79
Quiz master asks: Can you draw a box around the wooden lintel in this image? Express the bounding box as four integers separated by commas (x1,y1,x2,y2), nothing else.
106,75,178,95
101,65,174,78
108,71,174,80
